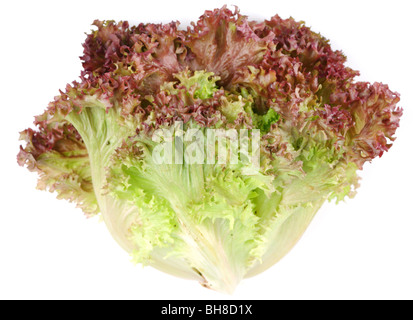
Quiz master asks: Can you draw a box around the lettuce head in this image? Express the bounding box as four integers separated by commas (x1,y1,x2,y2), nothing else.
18,7,402,293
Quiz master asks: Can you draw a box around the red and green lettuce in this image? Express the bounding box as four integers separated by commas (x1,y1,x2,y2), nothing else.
18,6,402,293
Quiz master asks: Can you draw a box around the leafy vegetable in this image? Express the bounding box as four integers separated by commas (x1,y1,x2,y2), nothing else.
18,6,402,294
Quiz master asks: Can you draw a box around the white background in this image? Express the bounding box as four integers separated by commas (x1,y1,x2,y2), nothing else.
1,0,412,300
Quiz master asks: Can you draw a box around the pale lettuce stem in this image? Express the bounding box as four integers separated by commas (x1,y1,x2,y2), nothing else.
66,110,137,253
246,198,326,278
172,204,244,294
